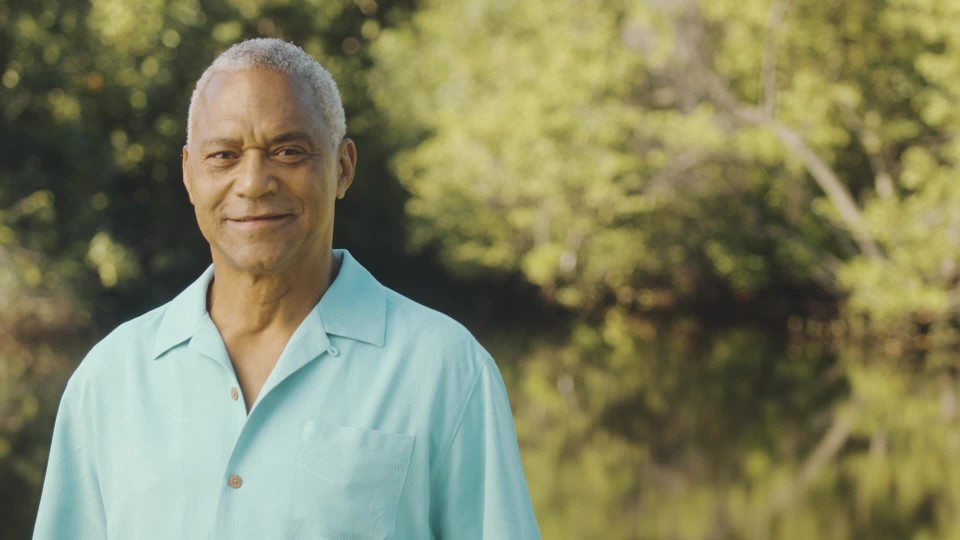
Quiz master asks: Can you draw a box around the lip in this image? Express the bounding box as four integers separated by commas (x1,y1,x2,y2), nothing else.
226,214,294,228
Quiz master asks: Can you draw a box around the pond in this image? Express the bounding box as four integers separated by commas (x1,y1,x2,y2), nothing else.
496,316,955,539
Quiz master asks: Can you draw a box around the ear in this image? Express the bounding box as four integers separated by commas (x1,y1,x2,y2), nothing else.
336,138,358,200
181,145,196,205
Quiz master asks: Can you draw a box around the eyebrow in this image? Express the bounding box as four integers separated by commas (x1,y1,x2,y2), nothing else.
269,131,317,146
199,137,242,150
198,132,319,150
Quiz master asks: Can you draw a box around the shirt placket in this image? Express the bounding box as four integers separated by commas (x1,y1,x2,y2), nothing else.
204,310,339,537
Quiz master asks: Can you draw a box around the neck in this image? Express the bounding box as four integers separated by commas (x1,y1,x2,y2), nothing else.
207,251,340,337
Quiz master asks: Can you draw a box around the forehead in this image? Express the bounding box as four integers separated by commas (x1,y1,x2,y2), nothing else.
193,69,327,145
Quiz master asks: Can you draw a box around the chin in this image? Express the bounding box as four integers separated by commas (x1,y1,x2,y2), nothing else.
211,235,326,275
214,249,298,275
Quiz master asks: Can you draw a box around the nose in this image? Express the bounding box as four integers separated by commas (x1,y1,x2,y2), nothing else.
234,148,278,199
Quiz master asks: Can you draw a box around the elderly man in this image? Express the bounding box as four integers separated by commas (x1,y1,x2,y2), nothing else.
34,38,539,539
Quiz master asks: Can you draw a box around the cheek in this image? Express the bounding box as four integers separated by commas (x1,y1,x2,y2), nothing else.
190,184,226,212
189,194,225,236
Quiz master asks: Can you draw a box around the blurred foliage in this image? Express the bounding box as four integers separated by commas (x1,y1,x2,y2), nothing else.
371,0,960,335
0,240,89,540
4,0,960,538
0,0,415,321
370,0,960,537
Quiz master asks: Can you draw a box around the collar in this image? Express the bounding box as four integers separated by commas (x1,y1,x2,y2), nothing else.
316,250,387,347
151,249,387,359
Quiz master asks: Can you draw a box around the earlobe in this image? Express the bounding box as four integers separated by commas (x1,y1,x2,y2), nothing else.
337,172,349,199
336,175,352,199
336,138,358,200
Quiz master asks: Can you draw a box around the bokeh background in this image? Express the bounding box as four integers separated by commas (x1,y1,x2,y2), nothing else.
3,0,960,538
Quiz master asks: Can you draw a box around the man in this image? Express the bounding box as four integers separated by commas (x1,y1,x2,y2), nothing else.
34,38,540,539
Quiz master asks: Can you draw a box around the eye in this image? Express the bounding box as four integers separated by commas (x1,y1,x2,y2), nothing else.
206,150,239,160
272,146,309,164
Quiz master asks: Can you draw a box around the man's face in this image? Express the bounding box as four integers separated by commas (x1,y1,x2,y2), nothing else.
182,69,355,275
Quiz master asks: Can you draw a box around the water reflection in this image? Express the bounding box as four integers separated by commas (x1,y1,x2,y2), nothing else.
512,316,957,539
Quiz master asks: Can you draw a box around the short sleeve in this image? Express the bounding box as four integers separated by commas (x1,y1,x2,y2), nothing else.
429,358,540,539
33,379,107,540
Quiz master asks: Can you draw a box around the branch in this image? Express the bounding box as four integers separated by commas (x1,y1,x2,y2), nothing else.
761,0,790,120
770,122,883,259
674,3,884,260
697,70,883,259
767,402,859,520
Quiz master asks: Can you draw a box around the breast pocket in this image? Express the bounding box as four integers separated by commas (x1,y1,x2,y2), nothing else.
292,422,414,539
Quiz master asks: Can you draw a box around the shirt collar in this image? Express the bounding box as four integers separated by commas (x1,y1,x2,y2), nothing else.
317,249,387,347
152,265,213,359
151,249,387,360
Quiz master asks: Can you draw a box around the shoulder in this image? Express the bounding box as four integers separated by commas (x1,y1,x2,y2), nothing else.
379,286,495,376
382,288,472,339
383,288,489,352
67,303,168,389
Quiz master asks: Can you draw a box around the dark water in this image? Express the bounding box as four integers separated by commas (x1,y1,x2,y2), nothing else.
500,317,888,539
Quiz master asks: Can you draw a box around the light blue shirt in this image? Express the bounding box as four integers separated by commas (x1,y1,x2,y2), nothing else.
34,250,540,539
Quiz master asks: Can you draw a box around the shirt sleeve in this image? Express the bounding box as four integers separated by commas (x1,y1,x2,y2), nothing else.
33,379,107,540
429,358,541,539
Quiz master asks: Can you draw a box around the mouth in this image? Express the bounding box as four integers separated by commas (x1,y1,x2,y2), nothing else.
230,212,294,220
226,214,295,227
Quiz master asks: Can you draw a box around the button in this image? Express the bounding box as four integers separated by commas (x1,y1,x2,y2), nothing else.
230,387,239,401
326,346,339,357
228,474,243,489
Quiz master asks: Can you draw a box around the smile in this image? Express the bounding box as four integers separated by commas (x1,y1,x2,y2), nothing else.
226,214,294,228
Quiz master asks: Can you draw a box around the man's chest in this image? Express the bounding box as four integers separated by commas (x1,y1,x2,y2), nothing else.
226,336,287,411
94,344,429,539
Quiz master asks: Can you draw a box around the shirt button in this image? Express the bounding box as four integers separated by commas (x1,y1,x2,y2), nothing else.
228,474,243,489
327,346,339,357
230,387,239,401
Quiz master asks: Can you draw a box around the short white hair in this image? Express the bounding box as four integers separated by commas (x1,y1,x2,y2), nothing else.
186,38,346,147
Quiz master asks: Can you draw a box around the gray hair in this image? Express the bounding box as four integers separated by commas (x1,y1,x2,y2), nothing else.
186,38,346,147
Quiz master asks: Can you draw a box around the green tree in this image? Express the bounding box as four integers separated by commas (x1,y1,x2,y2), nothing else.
371,0,960,331
371,0,960,537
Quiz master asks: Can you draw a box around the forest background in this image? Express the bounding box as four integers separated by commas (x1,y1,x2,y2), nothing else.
4,0,960,538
